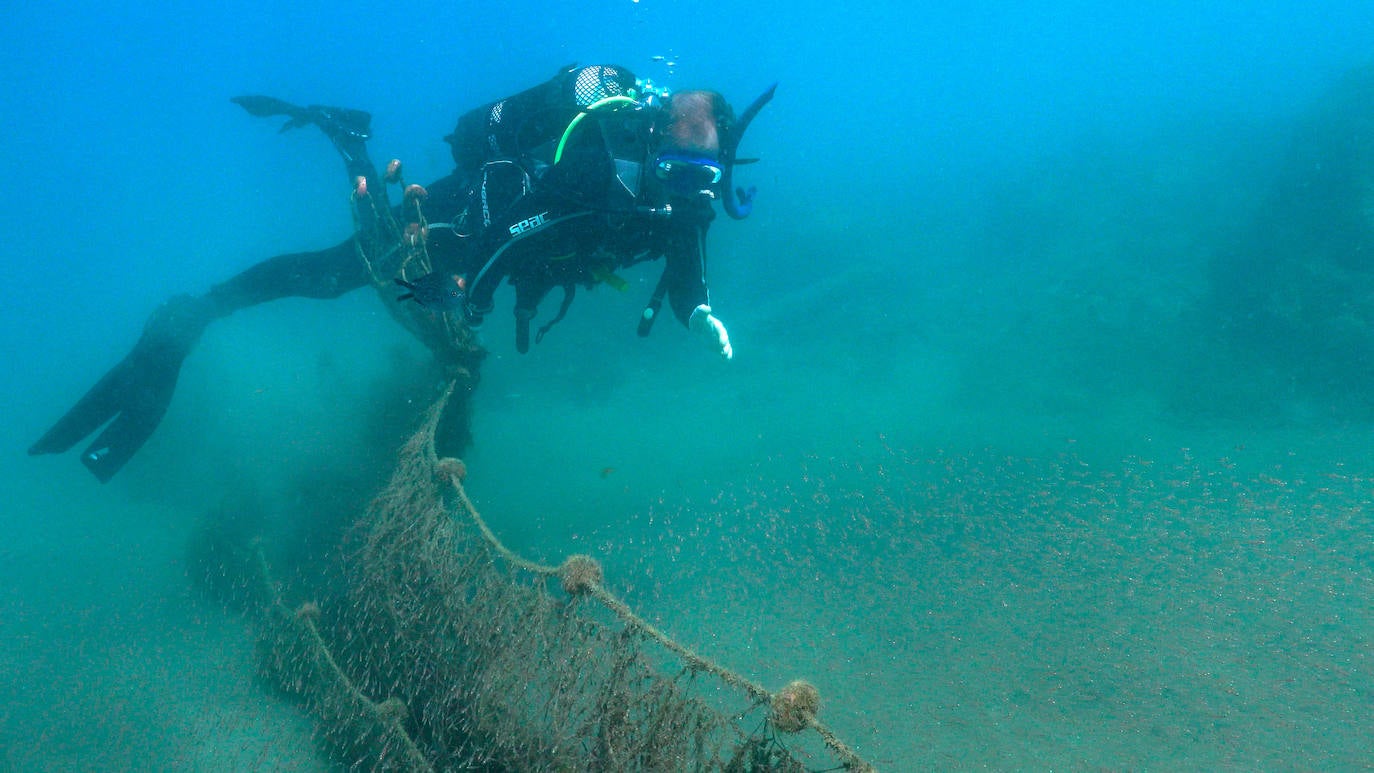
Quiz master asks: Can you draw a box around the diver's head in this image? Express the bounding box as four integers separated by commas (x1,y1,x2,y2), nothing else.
663,90,732,158
651,82,776,217
654,90,734,198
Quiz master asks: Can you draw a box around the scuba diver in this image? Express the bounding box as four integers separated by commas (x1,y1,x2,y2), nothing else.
28,64,776,483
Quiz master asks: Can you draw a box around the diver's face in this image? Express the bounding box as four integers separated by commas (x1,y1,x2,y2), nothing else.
664,91,724,160
651,91,731,200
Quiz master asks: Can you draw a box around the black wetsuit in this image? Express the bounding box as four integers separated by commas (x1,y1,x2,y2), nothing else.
214,64,715,354
29,64,719,482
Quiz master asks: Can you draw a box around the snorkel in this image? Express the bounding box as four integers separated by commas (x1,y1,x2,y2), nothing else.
720,83,777,220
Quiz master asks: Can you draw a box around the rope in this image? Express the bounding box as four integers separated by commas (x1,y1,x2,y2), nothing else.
448,477,558,577
249,544,434,771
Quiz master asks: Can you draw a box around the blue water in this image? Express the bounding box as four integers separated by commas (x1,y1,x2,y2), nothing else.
6,1,1374,768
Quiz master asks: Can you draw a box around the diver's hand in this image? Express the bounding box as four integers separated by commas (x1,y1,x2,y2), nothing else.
689,304,733,360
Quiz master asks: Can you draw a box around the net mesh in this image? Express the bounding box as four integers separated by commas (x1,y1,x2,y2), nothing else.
200,380,875,771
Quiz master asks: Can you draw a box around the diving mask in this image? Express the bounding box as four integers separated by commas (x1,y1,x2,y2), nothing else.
654,153,723,195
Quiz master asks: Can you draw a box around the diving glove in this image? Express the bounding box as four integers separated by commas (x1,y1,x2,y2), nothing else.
689,304,733,360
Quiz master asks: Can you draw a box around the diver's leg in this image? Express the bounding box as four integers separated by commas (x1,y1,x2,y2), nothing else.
206,238,371,307
232,94,393,254
30,239,370,482
35,97,393,482
322,126,397,273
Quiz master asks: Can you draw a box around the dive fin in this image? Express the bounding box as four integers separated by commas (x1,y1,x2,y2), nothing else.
29,294,216,483
29,344,182,483
231,94,306,119
28,359,133,457
231,95,372,142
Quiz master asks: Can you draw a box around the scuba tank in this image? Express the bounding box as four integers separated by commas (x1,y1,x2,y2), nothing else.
445,64,651,232
444,64,638,173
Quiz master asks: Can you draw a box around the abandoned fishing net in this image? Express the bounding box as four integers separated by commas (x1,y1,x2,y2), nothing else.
198,377,875,771
184,149,874,770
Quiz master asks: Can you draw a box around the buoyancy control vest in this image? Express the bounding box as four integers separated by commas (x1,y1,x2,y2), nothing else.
440,64,676,353
442,63,660,245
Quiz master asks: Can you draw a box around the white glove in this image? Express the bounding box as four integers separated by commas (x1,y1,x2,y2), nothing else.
689,304,733,360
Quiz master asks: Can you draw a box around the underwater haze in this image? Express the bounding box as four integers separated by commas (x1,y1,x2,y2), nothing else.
6,0,1374,768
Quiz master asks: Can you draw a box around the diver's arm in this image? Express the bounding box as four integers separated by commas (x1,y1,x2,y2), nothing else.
28,239,371,482
663,217,711,326
664,215,732,359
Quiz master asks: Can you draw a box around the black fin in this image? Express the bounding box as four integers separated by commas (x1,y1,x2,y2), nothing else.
30,337,181,483
231,95,304,119
233,95,372,142
29,294,216,482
